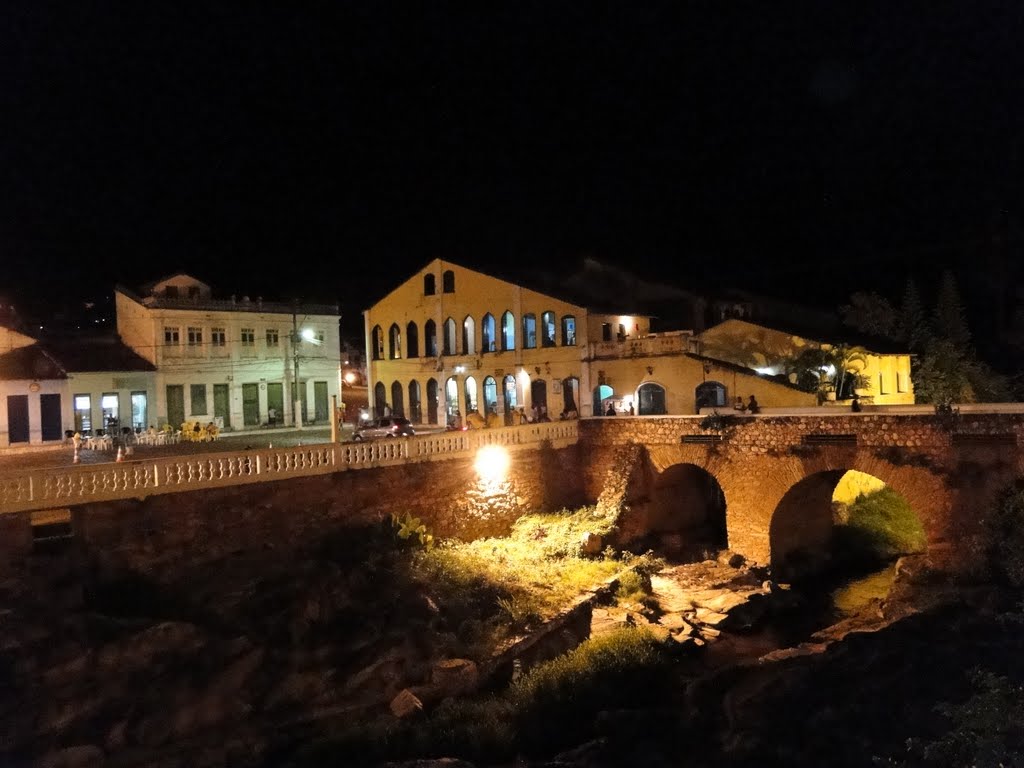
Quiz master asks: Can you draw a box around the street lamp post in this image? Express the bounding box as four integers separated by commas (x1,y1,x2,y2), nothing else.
292,303,303,430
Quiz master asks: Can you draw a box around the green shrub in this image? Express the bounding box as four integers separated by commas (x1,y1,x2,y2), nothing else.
835,487,926,561
508,627,674,753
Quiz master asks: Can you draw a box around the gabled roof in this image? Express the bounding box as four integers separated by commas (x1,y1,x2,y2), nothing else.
138,272,210,294
41,337,156,373
699,317,909,356
369,256,697,321
0,345,67,381
685,352,810,392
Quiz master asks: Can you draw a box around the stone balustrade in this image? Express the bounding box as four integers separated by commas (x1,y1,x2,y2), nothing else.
0,421,579,515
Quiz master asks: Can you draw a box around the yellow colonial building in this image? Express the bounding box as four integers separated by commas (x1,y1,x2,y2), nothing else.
364,260,821,424
696,318,914,405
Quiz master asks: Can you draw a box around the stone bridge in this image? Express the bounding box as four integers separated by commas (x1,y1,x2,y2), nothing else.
3,411,1024,578
578,412,1024,571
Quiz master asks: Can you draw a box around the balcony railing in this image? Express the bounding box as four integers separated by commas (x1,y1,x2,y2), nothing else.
0,421,579,515
586,333,691,360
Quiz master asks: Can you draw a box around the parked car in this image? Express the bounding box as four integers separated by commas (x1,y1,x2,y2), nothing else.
353,417,415,441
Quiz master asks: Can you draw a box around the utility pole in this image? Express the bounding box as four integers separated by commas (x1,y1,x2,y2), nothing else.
292,300,303,429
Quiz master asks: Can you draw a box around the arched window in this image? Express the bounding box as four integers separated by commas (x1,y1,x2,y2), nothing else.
406,321,419,358
425,319,438,357
483,376,498,413
424,274,436,295
481,313,495,353
374,381,387,418
695,381,727,411
638,382,667,415
391,380,404,417
408,380,422,422
541,311,556,347
523,313,537,349
593,384,613,415
443,317,457,355
371,325,384,361
462,315,475,355
442,270,455,293
464,376,479,414
561,315,577,346
388,323,402,359
501,311,515,351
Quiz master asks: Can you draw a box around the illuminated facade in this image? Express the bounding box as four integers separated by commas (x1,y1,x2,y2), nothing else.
364,260,818,423
117,274,342,430
696,318,915,405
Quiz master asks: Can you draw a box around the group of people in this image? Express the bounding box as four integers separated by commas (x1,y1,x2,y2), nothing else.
732,395,761,414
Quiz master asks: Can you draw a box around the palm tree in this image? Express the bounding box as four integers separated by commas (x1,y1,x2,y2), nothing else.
785,344,870,402
827,344,870,400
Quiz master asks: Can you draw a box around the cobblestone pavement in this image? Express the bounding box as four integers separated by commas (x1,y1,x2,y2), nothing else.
0,427,336,473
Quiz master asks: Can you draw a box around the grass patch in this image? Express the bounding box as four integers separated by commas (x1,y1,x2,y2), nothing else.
834,487,927,562
409,506,624,644
294,627,679,766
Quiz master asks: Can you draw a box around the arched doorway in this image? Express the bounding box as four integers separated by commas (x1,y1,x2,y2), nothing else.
464,376,479,415
408,380,421,423
445,377,459,423
426,378,439,425
373,382,386,419
562,376,579,415
620,463,727,560
531,379,547,418
638,382,667,415
483,376,498,415
391,381,404,417
502,374,517,424
695,381,727,411
593,384,613,415
770,469,925,582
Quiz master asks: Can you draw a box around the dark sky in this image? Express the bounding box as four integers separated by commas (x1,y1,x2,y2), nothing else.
3,2,1023,323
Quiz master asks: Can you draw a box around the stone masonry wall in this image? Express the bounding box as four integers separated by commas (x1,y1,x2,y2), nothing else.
580,414,1024,568
3,443,584,581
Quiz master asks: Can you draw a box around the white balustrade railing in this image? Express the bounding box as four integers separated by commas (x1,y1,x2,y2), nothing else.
0,421,579,515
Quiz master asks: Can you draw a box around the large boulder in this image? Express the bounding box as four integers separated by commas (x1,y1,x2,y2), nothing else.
389,688,424,719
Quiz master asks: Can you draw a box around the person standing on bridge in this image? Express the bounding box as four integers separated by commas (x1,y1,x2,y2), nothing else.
746,395,760,414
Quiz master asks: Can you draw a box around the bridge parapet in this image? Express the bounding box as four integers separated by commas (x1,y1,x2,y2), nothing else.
0,421,579,515
579,413,1024,453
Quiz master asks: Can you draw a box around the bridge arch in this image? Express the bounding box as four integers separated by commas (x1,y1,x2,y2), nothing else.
617,461,727,560
769,468,926,582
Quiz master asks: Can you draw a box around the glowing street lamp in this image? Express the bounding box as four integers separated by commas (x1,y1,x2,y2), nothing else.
474,445,510,483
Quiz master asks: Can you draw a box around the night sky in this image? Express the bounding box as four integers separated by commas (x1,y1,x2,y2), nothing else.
4,3,1023,331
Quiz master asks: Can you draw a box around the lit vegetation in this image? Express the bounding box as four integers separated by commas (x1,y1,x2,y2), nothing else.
833,486,927,562
411,506,624,632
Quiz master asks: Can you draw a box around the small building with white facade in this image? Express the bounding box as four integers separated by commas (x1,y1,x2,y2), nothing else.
115,274,342,430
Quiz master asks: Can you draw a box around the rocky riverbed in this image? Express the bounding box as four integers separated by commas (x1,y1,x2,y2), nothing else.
4,536,1011,768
